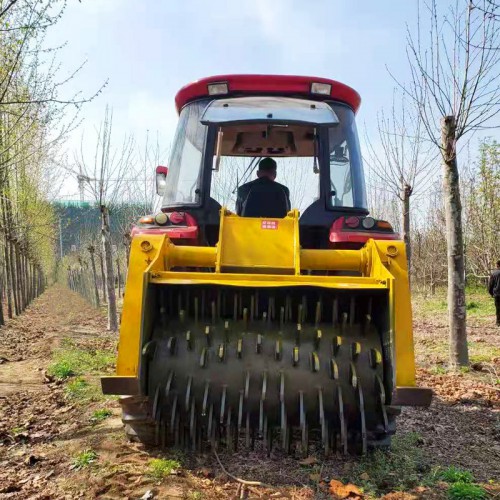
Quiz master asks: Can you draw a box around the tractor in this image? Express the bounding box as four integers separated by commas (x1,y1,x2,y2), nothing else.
102,75,431,454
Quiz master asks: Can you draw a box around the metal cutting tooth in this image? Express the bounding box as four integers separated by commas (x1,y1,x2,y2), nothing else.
185,330,193,350
199,348,207,368
315,301,321,327
375,374,389,432
167,337,176,354
350,362,358,388
311,352,320,372
299,390,308,455
337,386,347,454
238,390,244,432
332,297,339,325
165,370,174,397
204,325,211,346
318,388,328,454
357,384,367,454
332,335,342,355
202,381,210,417
185,376,192,411
351,341,361,360
330,358,339,379
364,314,371,334
224,321,229,343
275,338,282,360
295,323,301,345
237,338,243,358
256,334,263,353
314,329,322,349
218,343,225,361
220,385,227,424
341,312,348,331
369,348,382,368
292,346,299,366
211,301,216,324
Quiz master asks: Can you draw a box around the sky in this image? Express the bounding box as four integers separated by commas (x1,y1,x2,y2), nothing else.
46,0,496,203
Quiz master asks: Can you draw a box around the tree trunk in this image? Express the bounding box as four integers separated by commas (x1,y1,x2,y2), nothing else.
2,236,12,319
116,257,121,298
441,115,468,368
101,205,118,331
88,245,100,307
402,183,412,272
98,249,107,304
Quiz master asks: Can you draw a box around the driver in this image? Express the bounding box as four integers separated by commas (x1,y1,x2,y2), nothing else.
235,157,291,217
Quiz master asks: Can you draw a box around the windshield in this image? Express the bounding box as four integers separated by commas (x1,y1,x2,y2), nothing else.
211,156,319,213
327,102,367,209
162,100,208,206
163,98,366,212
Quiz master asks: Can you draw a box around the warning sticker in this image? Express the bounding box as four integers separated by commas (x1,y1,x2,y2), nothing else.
261,220,278,230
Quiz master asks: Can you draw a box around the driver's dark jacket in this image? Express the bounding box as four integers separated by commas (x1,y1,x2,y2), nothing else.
235,177,291,215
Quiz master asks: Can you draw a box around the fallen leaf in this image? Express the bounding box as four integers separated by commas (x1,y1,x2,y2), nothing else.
329,479,363,499
309,473,321,482
140,490,154,499
359,472,370,481
299,456,318,466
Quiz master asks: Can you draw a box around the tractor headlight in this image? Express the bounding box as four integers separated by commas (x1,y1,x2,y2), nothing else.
362,217,376,229
155,212,169,226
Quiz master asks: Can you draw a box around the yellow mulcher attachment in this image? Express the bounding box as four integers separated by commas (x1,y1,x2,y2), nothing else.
102,209,431,455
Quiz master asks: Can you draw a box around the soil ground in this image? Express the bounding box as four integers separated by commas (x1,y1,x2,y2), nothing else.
0,285,498,499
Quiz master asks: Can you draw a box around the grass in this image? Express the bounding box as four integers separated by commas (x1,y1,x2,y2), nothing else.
434,466,475,484
349,432,430,495
447,483,487,499
147,458,181,480
72,449,98,470
65,377,105,402
90,408,112,423
413,287,495,319
48,341,114,380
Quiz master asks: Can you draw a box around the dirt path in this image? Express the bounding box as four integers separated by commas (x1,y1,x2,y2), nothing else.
0,286,498,499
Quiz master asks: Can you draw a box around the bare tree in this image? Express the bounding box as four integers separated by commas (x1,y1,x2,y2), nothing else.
74,107,135,331
396,0,500,367
365,93,436,268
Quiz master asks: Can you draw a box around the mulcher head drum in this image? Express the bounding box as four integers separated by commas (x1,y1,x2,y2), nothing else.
103,209,432,455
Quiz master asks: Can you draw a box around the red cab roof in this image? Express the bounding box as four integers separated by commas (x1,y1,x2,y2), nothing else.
175,74,361,114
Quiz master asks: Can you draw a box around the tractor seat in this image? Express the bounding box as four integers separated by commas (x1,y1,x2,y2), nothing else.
241,182,289,218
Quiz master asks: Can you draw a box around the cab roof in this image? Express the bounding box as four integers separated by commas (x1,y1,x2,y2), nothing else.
175,74,361,114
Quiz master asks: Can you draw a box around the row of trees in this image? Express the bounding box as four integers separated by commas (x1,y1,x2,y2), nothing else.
0,1,75,323
366,0,500,367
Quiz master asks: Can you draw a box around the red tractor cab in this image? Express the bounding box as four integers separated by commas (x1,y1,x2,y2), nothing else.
134,74,397,248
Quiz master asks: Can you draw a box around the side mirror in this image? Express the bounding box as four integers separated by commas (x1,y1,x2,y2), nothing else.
156,165,168,196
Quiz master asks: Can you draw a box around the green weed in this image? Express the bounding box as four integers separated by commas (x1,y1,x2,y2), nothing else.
49,343,114,379
187,493,203,500
11,426,27,436
65,377,103,402
447,482,486,500
350,432,429,494
430,365,448,375
72,449,98,470
435,466,474,484
90,408,112,423
47,360,75,379
147,458,181,480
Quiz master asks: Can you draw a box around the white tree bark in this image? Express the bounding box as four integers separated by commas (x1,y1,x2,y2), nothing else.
101,205,118,331
441,116,468,367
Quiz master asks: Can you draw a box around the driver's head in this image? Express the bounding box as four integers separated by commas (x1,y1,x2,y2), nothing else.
256,157,277,180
